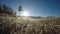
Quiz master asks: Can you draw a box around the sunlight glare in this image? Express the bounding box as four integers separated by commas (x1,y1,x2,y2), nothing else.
22,11,29,16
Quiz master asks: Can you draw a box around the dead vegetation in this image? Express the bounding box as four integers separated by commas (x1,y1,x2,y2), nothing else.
0,16,60,34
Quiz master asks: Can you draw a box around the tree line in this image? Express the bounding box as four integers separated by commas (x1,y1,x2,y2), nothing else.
0,4,16,16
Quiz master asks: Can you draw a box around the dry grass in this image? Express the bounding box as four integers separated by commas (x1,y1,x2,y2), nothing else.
0,16,60,34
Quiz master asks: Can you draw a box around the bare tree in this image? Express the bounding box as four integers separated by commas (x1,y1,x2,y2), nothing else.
18,5,23,16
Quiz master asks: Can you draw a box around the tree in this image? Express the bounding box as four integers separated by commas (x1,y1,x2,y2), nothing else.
18,5,23,16
0,4,16,16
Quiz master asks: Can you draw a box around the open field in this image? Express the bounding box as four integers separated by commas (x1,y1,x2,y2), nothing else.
0,16,60,34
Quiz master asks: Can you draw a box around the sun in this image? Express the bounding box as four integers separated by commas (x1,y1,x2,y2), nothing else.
22,11,29,16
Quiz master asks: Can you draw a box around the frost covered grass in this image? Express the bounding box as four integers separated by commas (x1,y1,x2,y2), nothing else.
0,16,60,34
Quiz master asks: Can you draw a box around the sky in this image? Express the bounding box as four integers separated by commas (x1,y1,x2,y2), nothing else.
0,0,60,17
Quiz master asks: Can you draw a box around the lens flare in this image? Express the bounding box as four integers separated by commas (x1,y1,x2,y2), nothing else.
22,12,29,16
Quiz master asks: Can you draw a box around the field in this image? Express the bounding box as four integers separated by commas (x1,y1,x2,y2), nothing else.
0,16,60,34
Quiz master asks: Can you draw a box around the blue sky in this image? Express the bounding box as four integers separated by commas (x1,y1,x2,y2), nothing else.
0,0,60,17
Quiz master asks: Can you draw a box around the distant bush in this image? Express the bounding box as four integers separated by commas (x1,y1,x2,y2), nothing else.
0,4,16,16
